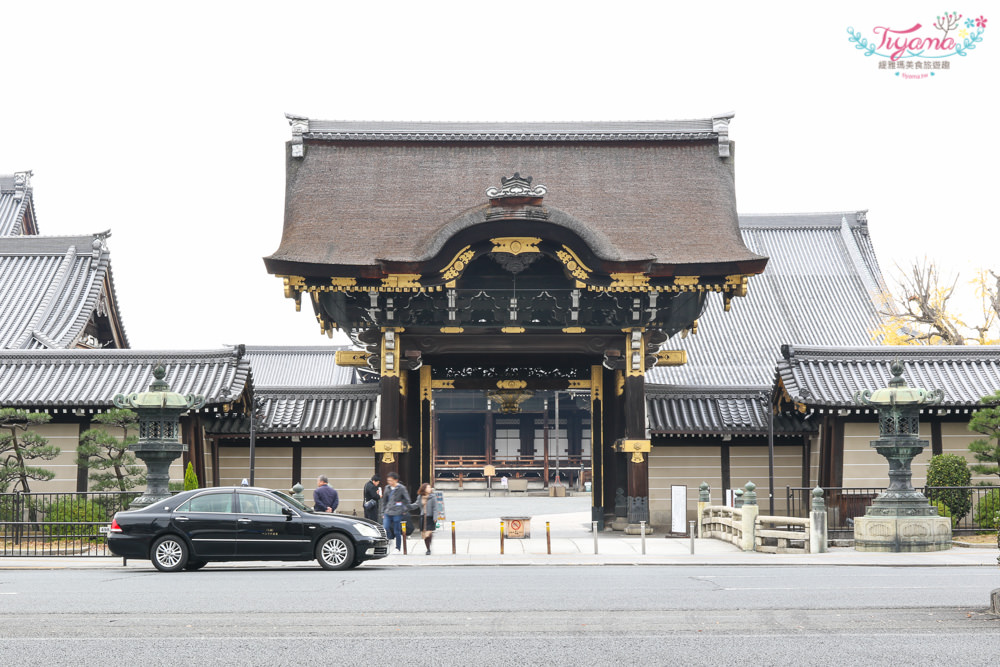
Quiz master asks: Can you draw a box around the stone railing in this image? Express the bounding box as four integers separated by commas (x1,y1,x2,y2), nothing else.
697,482,827,554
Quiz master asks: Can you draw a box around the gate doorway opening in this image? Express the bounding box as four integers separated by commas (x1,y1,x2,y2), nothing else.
433,390,592,493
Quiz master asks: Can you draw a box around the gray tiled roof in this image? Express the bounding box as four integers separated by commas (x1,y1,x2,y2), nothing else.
299,118,724,142
0,173,37,237
244,345,358,387
776,345,1000,408
647,385,813,436
206,385,377,436
0,347,251,407
648,211,886,387
0,233,129,349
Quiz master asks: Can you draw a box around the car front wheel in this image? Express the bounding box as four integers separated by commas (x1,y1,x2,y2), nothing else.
151,535,189,572
316,533,354,570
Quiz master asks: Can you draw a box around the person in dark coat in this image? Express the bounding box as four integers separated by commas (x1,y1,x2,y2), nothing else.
363,474,381,522
381,472,411,552
313,475,339,513
411,482,438,555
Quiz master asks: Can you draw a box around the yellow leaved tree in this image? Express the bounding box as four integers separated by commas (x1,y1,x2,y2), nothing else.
873,261,999,346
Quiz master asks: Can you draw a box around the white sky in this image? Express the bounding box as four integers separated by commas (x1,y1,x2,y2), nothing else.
2,1,996,349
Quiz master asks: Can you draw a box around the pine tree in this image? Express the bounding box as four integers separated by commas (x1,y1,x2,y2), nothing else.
77,409,145,492
0,407,59,493
968,389,1000,480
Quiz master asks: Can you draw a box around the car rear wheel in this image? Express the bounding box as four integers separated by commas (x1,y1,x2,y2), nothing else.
316,533,354,570
184,560,207,571
151,535,188,572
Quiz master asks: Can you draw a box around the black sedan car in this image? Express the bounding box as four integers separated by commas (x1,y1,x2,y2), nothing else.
108,487,389,571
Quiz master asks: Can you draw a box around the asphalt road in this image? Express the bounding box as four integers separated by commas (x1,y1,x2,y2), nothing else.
2,565,998,665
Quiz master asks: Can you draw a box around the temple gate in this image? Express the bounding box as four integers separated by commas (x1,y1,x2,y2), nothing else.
265,116,766,530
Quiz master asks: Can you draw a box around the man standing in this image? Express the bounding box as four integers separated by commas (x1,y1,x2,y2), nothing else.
313,475,339,513
363,474,381,522
381,472,410,552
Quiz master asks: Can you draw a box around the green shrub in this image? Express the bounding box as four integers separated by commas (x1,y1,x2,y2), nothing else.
42,499,105,538
972,489,1000,530
926,454,972,521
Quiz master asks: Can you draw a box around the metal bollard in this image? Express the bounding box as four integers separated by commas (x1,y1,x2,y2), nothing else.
500,520,505,555
402,521,408,555
451,520,456,555
640,520,646,555
689,520,695,555
546,521,551,555
593,520,599,554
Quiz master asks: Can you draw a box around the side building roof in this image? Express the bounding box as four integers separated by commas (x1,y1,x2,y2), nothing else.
0,232,129,349
244,345,359,387
206,384,377,438
1,172,39,237
0,347,251,409
647,385,813,437
648,211,887,387
776,345,1000,411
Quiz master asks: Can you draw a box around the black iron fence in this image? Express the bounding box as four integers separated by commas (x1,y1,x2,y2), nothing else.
787,486,1000,538
1,491,141,556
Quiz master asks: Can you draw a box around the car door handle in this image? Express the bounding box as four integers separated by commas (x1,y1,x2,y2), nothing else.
238,518,252,523
175,516,189,522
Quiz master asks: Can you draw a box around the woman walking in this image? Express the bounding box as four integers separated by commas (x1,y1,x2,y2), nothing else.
412,483,438,555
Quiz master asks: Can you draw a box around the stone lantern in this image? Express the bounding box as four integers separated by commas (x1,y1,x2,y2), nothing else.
852,360,951,552
113,365,205,508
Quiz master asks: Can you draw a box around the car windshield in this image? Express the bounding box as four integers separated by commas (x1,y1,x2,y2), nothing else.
269,489,311,512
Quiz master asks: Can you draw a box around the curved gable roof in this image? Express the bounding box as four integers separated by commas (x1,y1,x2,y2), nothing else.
0,233,129,349
266,116,764,277
0,172,38,237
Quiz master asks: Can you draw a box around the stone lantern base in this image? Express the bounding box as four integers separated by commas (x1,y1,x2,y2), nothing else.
854,515,952,552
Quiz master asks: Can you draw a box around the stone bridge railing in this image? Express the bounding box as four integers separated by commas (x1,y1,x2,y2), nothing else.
697,482,828,554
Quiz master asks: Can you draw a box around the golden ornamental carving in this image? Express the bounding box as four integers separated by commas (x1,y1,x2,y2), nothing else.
283,275,305,298
420,366,432,402
440,247,475,281
673,275,699,287
431,379,455,390
562,327,586,334
555,247,592,281
725,274,748,297
381,274,422,289
334,350,368,367
496,380,528,389
609,273,650,288
590,366,603,403
374,439,409,464
490,237,541,256
486,388,534,413
439,327,465,334
568,379,591,390
500,327,525,334
614,439,651,463
654,350,688,367
330,276,357,288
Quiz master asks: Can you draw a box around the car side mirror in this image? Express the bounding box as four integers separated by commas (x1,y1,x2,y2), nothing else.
282,507,294,521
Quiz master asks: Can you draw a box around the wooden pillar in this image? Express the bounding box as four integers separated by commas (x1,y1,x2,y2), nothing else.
590,365,605,528
931,420,943,456
617,330,651,529
419,365,434,485
374,329,408,485
519,414,534,460
543,404,550,488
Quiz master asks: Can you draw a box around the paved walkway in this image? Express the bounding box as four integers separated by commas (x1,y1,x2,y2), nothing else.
2,493,997,569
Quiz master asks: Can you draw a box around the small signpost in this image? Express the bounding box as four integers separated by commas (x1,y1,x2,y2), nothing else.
484,465,496,497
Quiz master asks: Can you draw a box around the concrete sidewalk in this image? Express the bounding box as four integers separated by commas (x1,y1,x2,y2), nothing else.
2,494,997,569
